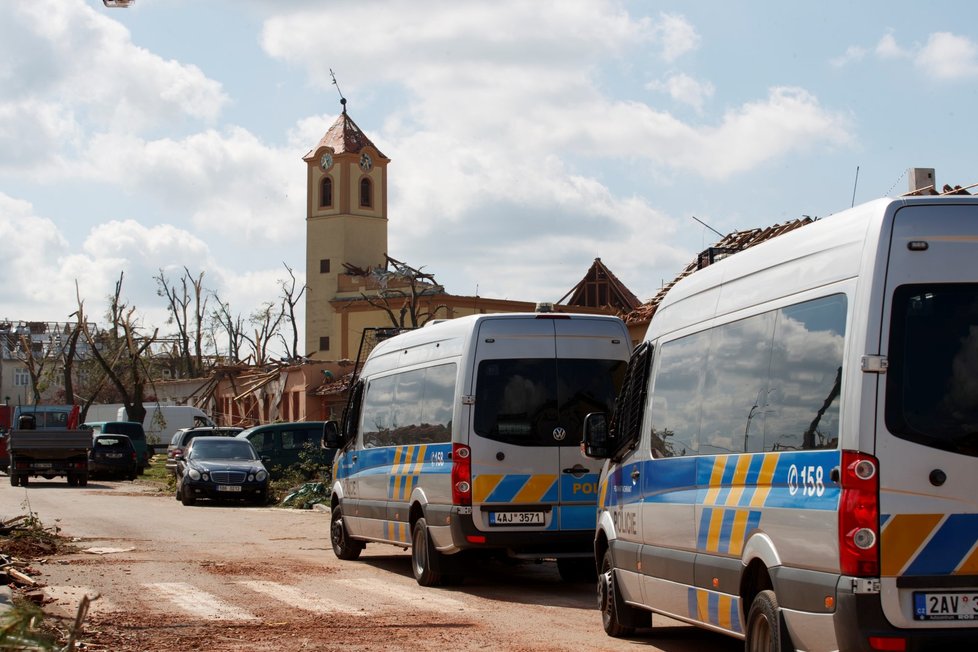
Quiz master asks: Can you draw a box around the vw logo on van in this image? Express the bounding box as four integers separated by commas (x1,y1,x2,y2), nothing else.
552,427,567,441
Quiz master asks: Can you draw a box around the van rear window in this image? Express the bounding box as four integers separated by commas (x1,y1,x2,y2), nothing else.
886,284,978,457
474,358,625,446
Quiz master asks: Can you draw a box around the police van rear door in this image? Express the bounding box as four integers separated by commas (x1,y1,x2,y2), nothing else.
877,201,978,629
469,315,628,536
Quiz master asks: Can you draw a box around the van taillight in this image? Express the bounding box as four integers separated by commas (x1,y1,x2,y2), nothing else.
451,443,471,506
839,450,880,577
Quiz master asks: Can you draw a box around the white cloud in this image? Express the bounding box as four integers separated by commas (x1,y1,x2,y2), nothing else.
869,31,978,80
0,0,228,176
876,33,909,60
830,45,867,68
647,73,715,111
917,32,978,80
654,13,700,62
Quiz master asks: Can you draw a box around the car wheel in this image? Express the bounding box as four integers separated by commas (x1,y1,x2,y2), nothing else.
411,517,446,587
137,466,145,476
20,474,29,486
180,482,196,506
557,558,597,583
78,474,88,487
252,490,268,506
67,474,78,487
9,473,18,487
745,590,792,652
330,506,364,560
599,548,650,637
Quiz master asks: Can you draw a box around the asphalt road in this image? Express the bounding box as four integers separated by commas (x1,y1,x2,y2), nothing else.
0,475,740,651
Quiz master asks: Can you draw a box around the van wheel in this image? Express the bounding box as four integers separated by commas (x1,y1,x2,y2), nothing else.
557,558,597,583
330,506,364,560
411,517,445,587
745,590,792,652
599,549,649,637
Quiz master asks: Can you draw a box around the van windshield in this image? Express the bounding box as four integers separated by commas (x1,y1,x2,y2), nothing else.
474,358,626,446
886,284,978,457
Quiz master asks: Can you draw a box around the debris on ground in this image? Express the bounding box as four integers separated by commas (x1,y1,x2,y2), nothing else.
281,482,330,509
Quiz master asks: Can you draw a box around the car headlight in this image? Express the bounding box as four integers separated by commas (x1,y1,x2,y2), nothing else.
255,470,268,482
202,472,210,481
188,469,201,480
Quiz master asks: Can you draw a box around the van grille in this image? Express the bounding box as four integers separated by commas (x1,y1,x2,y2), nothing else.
211,471,246,484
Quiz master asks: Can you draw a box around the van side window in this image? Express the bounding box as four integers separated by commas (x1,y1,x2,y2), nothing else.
609,341,653,457
361,375,396,447
649,293,847,456
765,295,846,451
650,330,708,456
358,363,457,447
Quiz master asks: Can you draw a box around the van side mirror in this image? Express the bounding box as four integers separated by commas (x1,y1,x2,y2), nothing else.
323,420,346,449
582,412,611,459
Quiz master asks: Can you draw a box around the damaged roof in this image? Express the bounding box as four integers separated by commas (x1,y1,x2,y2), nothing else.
558,257,641,314
623,217,814,326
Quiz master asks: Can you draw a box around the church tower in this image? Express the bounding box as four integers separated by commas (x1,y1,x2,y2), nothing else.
303,100,389,359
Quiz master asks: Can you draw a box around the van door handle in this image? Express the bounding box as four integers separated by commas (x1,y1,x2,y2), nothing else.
630,468,641,482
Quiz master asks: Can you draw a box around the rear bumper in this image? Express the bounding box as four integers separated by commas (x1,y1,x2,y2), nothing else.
832,590,978,652
89,460,136,476
435,504,593,558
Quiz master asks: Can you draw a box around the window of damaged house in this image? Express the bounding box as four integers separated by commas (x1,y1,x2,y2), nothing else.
360,178,372,208
320,176,332,208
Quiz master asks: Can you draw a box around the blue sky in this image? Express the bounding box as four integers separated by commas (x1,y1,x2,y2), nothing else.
2,0,977,355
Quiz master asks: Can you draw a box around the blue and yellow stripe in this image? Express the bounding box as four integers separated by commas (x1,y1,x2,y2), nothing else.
687,587,742,634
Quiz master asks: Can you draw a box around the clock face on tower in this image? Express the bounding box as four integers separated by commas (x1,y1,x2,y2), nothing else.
359,152,373,173
320,151,333,171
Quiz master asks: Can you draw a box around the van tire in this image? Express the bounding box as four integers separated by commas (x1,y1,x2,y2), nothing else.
599,549,649,637
745,590,792,652
557,558,597,583
411,518,445,587
330,506,364,560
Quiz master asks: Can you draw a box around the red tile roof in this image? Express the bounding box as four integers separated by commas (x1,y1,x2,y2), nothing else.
303,110,387,161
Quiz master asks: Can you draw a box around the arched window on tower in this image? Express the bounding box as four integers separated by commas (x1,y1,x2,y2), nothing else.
360,178,372,208
320,177,332,208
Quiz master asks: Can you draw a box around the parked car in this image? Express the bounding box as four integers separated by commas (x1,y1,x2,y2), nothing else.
165,426,243,476
236,422,333,479
89,434,138,480
82,421,150,474
175,436,268,506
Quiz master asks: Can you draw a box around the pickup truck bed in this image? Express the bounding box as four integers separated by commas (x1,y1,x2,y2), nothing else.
8,429,91,487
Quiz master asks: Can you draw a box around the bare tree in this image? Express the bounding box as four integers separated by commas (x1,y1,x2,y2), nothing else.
277,263,306,360
242,301,284,367
80,272,159,425
210,297,247,363
16,332,51,404
360,255,449,328
156,267,209,377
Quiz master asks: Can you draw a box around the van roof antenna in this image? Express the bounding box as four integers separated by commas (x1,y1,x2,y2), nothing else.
691,215,725,239
329,68,347,113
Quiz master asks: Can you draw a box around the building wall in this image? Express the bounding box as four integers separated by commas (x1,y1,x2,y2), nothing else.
0,359,30,406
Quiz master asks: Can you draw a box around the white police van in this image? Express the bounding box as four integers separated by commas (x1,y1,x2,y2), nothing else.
583,196,978,650
324,312,631,585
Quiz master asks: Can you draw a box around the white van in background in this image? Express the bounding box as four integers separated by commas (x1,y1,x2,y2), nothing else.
325,312,632,586
119,405,215,448
584,196,978,650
